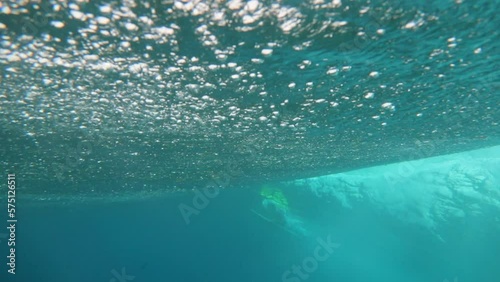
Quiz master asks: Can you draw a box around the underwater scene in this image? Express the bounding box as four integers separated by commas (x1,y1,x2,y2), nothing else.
0,0,499,281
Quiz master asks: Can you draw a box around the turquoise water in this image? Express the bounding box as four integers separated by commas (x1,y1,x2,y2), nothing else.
3,146,500,282
0,0,499,281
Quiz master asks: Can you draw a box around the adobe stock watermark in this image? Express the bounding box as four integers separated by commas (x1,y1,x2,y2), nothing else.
282,235,340,282
17,1,64,36
52,131,101,183
178,179,222,225
109,267,135,282
177,156,249,225
178,137,260,225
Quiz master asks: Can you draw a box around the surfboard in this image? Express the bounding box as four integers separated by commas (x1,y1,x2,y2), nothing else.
250,209,301,238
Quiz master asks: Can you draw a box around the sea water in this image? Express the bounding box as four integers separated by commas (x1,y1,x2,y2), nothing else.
4,145,500,282
0,0,499,281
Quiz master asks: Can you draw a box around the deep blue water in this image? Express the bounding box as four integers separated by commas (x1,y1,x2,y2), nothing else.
0,0,499,281
3,148,500,282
